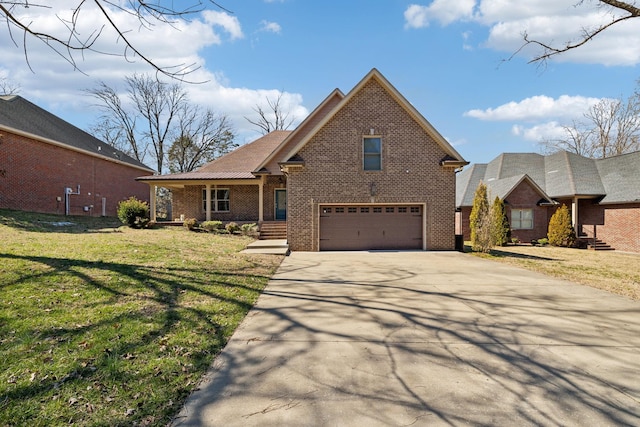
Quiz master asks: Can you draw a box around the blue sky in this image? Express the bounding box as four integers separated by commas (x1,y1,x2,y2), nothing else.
1,0,639,166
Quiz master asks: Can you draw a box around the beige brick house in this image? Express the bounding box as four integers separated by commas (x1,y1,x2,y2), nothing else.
139,69,468,251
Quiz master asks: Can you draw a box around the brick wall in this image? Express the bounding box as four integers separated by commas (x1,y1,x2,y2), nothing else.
503,181,550,243
171,184,259,222
263,175,286,221
580,202,640,253
0,130,151,216
287,78,457,251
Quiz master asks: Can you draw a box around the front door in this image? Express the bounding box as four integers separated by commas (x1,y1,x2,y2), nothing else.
275,189,287,220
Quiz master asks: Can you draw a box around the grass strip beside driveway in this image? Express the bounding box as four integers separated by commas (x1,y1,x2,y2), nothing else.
0,210,283,426
472,244,640,301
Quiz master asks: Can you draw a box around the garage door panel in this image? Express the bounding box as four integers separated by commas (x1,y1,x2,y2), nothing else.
320,205,422,251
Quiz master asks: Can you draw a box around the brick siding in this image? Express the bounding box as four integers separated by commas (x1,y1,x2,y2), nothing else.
503,181,550,243
579,202,640,252
287,79,457,251
172,184,259,222
0,130,151,216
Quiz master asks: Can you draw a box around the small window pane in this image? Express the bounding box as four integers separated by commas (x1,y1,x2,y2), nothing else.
336,207,345,213
373,207,382,213
398,207,407,213
323,207,332,214
411,207,420,213
348,207,357,213
363,138,381,153
360,207,369,213
386,207,394,213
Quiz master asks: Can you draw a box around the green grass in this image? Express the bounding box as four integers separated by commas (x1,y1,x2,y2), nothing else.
0,209,284,426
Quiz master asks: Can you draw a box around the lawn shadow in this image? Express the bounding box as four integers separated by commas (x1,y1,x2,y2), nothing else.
0,209,122,234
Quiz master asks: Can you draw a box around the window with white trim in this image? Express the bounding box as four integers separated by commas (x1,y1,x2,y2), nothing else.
511,208,533,229
202,188,230,212
363,137,382,171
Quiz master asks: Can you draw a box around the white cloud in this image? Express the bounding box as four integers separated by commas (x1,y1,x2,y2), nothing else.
404,0,640,65
464,95,602,121
467,94,607,143
0,3,307,147
259,20,282,34
512,122,567,141
404,0,475,28
202,10,244,40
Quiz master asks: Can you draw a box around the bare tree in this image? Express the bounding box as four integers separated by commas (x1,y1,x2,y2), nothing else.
520,1,640,65
0,77,20,95
0,1,227,79
541,88,640,158
88,82,141,161
245,93,295,135
167,106,237,173
88,74,188,174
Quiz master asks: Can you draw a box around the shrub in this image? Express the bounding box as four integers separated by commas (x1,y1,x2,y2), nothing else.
470,182,491,252
537,237,549,246
548,205,575,247
225,222,240,234
117,197,150,228
201,220,223,232
240,223,258,236
183,218,198,231
491,196,510,247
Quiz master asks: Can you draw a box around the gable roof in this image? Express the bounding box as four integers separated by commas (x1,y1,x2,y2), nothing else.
0,95,153,172
253,89,345,174
281,68,467,165
457,150,640,207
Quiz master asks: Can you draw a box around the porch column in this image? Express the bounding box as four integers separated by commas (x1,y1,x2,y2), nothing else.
258,175,264,223
150,185,157,221
205,184,212,221
571,197,579,229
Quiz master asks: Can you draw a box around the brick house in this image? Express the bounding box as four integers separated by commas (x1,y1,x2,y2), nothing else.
138,69,468,251
456,151,640,252
0,95,154,217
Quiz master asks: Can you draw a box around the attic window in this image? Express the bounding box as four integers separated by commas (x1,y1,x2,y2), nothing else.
363,137,382,171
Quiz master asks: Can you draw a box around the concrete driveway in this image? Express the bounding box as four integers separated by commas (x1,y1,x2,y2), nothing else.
172,251,640,426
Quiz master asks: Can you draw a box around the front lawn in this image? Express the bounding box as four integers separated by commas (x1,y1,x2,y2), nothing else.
0,209,284,426
471,244,640,300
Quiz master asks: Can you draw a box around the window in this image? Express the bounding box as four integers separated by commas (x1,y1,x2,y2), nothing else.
348,207,357,213
385,207,394,213
202,188,230,212
398,207,407,213
335,207,345,213
363,137,381,171
373,207,382,213
323,207,332,214
511,209,533,229
410,207,420,214
360,207,369,213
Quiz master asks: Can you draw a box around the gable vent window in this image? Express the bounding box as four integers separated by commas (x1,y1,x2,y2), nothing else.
363,137,382,171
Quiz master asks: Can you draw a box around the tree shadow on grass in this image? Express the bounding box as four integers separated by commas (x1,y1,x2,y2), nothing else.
0,252,274,425
0,209,122,234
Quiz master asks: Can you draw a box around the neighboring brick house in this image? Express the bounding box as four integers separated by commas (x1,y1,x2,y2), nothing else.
138,69,468,251
0,95,154,217
456,151,640,252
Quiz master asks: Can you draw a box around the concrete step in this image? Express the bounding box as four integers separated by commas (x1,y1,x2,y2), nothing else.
241,239,289,255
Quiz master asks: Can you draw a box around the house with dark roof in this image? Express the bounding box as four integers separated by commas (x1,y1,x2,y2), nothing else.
456,151,640,252
138,69,468,251
0,95,154,217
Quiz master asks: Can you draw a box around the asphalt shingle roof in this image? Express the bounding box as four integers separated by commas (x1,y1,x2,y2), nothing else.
0,95,152,171
457,150,640,207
